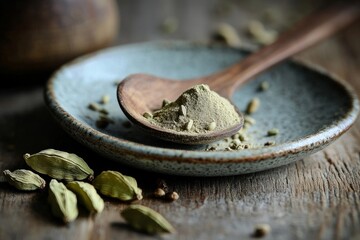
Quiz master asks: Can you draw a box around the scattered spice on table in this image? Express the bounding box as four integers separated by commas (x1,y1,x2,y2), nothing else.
252,224,271,238
247,20,278,45
212,22,242,48
267,128,279,136
246,97,260,114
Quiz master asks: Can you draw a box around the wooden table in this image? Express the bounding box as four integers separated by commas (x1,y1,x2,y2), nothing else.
1,1,360,239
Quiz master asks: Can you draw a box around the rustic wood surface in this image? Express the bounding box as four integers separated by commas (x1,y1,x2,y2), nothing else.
1,1,360,239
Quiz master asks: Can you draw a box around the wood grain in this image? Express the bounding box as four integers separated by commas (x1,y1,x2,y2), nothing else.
1,0,360,239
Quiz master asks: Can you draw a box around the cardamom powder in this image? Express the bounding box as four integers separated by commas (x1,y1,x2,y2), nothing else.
146,84,241,134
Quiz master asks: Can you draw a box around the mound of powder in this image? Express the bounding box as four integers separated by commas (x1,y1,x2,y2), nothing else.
146,84,241,134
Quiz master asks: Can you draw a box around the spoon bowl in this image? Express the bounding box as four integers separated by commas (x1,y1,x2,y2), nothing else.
117,73,244,144
117,3,360,144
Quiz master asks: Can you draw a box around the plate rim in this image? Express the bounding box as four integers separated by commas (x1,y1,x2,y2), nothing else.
44,40,360,165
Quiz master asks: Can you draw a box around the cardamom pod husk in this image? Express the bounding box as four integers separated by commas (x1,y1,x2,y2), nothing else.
121,205,175,234
24,149,94,181
48,179,78,223
92,171,142,201
66,181,104,213
3,169,46,191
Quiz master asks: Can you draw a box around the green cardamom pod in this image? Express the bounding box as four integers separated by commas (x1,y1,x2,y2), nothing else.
92,171,143,201
66,181,104,213
3,169,46,191
48,179,78,223
23,149,94,181
121,205,175,234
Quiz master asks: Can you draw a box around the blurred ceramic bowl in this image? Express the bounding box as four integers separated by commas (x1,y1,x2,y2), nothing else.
0,0,119,76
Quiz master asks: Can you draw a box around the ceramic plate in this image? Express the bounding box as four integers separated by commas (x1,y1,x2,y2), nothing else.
45,41,359,176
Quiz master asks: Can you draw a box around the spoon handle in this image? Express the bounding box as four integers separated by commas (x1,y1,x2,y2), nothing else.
208,2,360,97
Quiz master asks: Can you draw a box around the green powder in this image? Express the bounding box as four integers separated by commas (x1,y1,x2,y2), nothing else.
146,84,241,134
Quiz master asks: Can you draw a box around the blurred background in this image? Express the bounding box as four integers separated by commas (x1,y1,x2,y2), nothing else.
117,0,325,43
1,0,349,86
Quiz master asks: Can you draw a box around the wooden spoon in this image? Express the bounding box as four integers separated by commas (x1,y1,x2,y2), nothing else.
118,2,360,145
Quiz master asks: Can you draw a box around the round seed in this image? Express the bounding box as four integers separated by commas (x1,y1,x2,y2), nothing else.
244,116,256,125
179,105,187,117
207,121,217,131
143,112,153,119
248,20,277,45
253,224,271,237
238,133,247,142
167,191,179,201
246,98,260,114
233,139,241,145
259,81,269,91
267,128,279,136
153,188,166,197
184,119,194,131
101,95,110,104
213,23,242,47
88,102,101,111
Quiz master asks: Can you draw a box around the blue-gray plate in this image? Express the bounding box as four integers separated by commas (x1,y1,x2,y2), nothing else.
45,41,359,176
